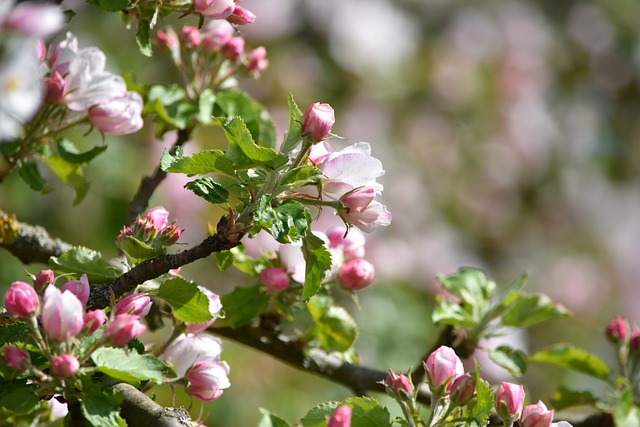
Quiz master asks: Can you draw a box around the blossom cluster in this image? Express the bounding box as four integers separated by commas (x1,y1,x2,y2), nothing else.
118,206,183,253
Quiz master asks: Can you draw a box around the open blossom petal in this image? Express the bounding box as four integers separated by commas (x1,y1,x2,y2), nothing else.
89,91,144,135
4,2,65,38
42,285,84,341
320,142,385,200
340,200,392,233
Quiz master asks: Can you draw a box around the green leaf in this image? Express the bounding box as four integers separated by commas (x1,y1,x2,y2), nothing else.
0,381,38,415
161,148,237,177
118,235,165,265
57,139,107,164
0,320,29,348
221,116,288,169
254,197,311,244
549,386,598,410
308,296,359,352
17,159,51,194
156,278,213,324
217,285,269,327
279,165,324,190
301,232,332,300
197,89,216,125
501,294,569,328
300,397,390,427
50,246,120,283
437,267,495,307
530,344,611,380
258,408,291,427
86,0,129,12
136,18,152,57
214,90,277,149
488,345,528,377
184,177,230,204
470,360,493,422
432,298,476,327
81,378,126,427
144,85,195,133
44,154,89,204
280,93,304,154
91,347,168,385
213,250,234,271
614,386,640,427
299,401,339,427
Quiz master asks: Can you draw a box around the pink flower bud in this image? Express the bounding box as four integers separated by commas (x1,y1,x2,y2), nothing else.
203,20,234,52
34,269,55,293
495,382,526,422
60,274,91,308
221,36,244,61
145,206,170,232
162,333,224,378
521,401,554,427
83,309,107,334
180,26,202,47
327,227,366,261
37,40,47,61
42,286,84,341
4,281,40,319
385,369,412,396
193,0,235,19
88,91,144,135
186,361,231,401
4,346,30,372
185,288,222,334
340,186,376,214
328,405,352,427
338,258,375,290
157,223,182,246
424,345,464,391
606,316,628,344
105,314,147,346
45,71,65,103
631,329,640,353
115,293,152,319
227,5,256,25
303,102,335,142
4,3,65,38
448,373,476,406
246,47,268,77
157,29,178,49
259,267,291,293
51,354,79,378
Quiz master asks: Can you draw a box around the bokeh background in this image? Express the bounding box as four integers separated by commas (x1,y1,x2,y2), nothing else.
2,0,640,425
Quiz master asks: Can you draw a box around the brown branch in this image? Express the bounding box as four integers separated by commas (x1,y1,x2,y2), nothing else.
115,383,192,427
126,129,190,226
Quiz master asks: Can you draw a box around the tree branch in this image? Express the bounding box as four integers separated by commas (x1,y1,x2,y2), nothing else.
115,383,192,427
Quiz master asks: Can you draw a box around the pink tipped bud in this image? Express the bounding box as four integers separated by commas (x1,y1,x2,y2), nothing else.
327,227,366,261
157,29,178,49
83,309,107,334
448,373,476,406
303,102,335,142
180,26,202,47
51,354,79,378
221,36,244,61
606,316,628,344
385,369,412,397
338,258,375,290
424,345,464,391
158,223,182,246
227,5,256,25
328,405,352,427
145,206,170,232
115,294,152,319
194,0,235,19
631,329,640,353
246,46,269,77
4,281,40,319
520,401,554,427
4,3,65,38
105,314,147,346
42,286,84,341
4,346,30,372
45,71,65,103
495,382,526,422
259,267,291,293
186,361,231,401
34,269,55,293
203,20,234,52
60,274,91,308
340,187,376,214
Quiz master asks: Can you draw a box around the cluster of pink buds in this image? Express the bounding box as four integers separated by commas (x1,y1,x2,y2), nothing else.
2,273,147,382
328,227,375,290
118,206,183,251
604,316,640,384
495,382,558,427
156,14,268,93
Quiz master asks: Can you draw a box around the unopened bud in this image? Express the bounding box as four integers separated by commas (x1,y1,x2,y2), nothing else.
385,369,412,397
227,5,256,25
448,373,476,406
34,269,55,293
303,102,335,142
606,316,629,344
259,267,290,293
338,258,374,290
221,36,244,61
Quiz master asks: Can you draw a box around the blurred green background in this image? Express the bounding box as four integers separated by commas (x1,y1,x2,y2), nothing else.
2,0,640,425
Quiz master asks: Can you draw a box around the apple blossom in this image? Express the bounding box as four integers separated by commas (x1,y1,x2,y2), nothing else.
327,227,366,260
339,199,392,233
41,285,84,341
308,140,333,164
448,373,476,406
161,333,224,378
3,2,65,38
157,30,178,50
227,5,256,25
180,26,201,48
83,309,106,334
303,102,335,142
222,36,244,61
60,274,90,308
631,329,640,352
51,354,79,378
44,70,65,103
193,0,235,20
115,293,152,318
186,361,231,401
424,345,464,391
521,401,554,427
4,281,39,318
385,369,412,396
495,382,526,422
34,270,55,293
328,405,352,427
105,314,146,346
4,345,30,371
338,258,375,290
606,316,628,344
203,20,235,52
259,267,291,293
246,47,268,77
146,206,170,232
88,91,144,135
